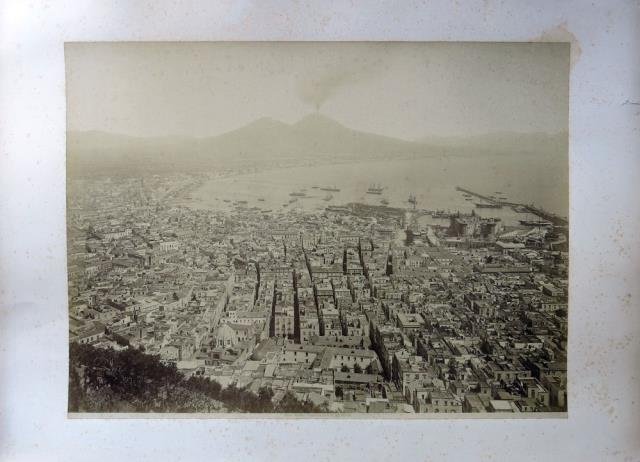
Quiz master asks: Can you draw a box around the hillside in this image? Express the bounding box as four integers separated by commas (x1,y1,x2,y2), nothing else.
67,114,432,177
67,114,567,177
69,343,324,413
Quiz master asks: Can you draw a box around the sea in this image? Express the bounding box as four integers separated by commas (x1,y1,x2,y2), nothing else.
181,154,568,228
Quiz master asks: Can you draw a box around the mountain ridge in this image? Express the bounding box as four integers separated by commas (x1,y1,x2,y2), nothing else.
67,114,567,177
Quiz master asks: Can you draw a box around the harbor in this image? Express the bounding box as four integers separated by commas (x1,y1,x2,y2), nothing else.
456,186,568,227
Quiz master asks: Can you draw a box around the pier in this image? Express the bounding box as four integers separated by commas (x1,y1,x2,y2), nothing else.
456,186,568,227
520,205,568,227
455,186,500,205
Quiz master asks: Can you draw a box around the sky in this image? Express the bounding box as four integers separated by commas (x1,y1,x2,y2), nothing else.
65,42,569,140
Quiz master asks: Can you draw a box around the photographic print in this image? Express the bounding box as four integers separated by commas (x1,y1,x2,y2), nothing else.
66,42,569,415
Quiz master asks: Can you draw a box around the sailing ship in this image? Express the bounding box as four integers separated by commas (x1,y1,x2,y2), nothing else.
431,210,451,218
366,183,384,194
320,185,341,192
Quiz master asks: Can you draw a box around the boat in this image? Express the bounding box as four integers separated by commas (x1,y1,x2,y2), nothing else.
289,191,306,197
326,205,350,212
320,185,341,192
258,198,265,202
237,200,248,205
475,203,502,209
366,183,384,194
323,194,333,201
223,199,230,203
380,198,389,206
519,219,552,227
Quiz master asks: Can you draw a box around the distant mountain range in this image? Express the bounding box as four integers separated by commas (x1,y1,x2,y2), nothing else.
416,131,568,157
67,113,567,177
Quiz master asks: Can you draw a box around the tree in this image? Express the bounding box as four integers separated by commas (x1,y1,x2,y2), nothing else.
480,338,493,355
68,367,83,412
69,343,323,414
340,365,350,372
275,391,321,413
256,387,275,413
365,361,379,375
335,386,344,399
110,332,130,347
353,363,363,374
448,362,457,380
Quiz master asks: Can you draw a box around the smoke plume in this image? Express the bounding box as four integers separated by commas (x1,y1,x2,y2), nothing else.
295,60,377,111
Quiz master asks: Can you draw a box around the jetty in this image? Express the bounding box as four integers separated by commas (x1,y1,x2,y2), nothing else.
456,186,568,227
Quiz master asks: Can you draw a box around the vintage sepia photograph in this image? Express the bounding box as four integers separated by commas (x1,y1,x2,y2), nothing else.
65,42,569,415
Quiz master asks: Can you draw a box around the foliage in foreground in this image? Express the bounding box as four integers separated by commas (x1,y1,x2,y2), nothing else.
69,342,324,413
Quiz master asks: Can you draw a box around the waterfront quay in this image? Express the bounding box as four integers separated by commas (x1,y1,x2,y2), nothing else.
455,186,568,228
